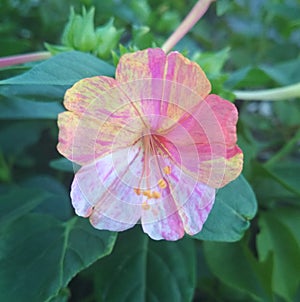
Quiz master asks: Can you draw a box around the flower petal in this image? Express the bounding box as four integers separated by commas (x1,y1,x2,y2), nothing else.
63,76,118,114
141,158,215,240
116,48,166,82
115,49,211,131
163,51,211,99
116,48,211,98
162,94,243,188
142,202,214,241
71,146,145,231
57,76,145,165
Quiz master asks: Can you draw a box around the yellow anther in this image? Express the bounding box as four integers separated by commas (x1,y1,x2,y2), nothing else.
152,191,161,199
134,188,141,195
163,166,171,175
142,201,150,210
158,178,167,189
143,190,152,198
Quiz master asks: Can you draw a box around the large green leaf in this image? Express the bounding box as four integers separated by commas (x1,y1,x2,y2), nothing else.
0,214,117,302
193,175,257,242
257,211,300,301
227,58,300,89
91,226,196,302
22,175,73,221
0,51,115,102
0,98,63,119
0,121,50,155
0,187,50,227
0,176,72,224
203,240,273,302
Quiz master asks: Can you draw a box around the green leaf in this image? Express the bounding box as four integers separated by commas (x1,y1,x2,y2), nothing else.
0,51,115,102
0,98,63,119
0,188,50,227
22,175,73,221
216,0,236,16
91,226,196,301
0,215,117,302
0,121,50,155
203,240,273,302
193,175,257,242
1,174,73,226
227,58,300,89
257,211,300,301
49,157,77,173
192,47,230,76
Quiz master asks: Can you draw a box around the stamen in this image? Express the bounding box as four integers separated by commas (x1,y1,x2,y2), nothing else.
134,188,141,195
152,191,161,199
158,178,167,189
163,166,171,175
143,190,152,198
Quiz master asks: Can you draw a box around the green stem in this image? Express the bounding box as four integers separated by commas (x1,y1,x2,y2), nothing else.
234,82,300,101
161,0,215,53
0,51,52,68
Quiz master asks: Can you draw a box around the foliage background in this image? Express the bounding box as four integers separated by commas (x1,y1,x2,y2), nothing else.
0,0,300,301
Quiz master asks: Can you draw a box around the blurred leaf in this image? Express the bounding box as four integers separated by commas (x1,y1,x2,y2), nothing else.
0,187,49,227
132,25,153,48
257,211,300,301
0,98,63,119
193,47,230,76
204,240,273,302
193,175,257,242
273,100,300,127
0,215,117,302
49,157,75,173
92,226,196,301
227,58,300,89
226,66,274,89
259,58,300,86
262,162,300,198
22,175,73,221
0,51,115,102
192,48,234,100
216,0,236,16
0,121,49,155
1,175,72,226
48,288,70,302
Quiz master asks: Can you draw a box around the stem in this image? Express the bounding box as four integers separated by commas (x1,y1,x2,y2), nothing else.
0,51,52,68
161,0,215,53
234,82,300,101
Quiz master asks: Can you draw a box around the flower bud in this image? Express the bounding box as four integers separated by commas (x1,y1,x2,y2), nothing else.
62,7,97,52
95,18,123,60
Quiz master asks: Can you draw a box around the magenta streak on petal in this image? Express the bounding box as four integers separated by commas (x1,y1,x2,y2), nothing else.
148,48,165,79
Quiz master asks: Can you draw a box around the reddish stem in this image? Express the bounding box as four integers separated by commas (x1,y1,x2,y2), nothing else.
0,51,52,68
162,0,215,53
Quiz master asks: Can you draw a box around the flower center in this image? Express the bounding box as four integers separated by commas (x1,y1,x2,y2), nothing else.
133,133,171,210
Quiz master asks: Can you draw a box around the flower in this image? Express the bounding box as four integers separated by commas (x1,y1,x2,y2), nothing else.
57,48,243,241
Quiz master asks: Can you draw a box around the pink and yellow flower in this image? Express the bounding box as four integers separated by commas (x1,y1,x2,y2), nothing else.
57,48,243,240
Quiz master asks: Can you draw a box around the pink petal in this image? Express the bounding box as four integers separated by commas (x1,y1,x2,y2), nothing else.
141,158,215,240
162,94,243,188
142,202,214,241
163,51,211,100
57,76,144,165
116,48,211,98
115,49,211,131
70,147,145,231
116,48,166,82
